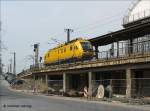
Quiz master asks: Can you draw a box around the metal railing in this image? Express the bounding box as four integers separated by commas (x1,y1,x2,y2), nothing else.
92,78,150,98
98,40,150,60
123,9,150,25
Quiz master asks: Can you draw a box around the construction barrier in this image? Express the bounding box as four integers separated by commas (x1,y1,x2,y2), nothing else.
96,84,105,99
84,86,88,97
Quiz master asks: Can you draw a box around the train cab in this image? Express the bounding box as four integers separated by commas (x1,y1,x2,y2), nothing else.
80,41,94,59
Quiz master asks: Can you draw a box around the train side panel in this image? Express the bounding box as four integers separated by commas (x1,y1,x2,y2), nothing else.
44,39,92,65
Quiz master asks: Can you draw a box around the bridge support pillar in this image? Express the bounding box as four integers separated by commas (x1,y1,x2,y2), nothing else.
40,76,43,82
88,71,93,97
33,74,36,81
63,72,69,93
45,74,48,87
126,68,132,98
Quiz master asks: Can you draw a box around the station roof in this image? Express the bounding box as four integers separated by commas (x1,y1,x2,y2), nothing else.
89,17,150,46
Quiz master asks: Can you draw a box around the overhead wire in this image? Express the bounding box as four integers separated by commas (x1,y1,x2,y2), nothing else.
73,0,134,36
50,11,127,40
74,16,123,36
74,11,124,32
47,1,133,42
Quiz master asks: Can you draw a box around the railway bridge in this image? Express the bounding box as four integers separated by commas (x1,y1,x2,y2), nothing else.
17,16,150,99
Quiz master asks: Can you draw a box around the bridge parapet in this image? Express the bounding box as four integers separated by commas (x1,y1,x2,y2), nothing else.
35,53,150,73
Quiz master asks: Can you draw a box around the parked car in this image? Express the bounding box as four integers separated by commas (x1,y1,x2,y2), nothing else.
9,79,16,84
4,73,16,84
11,79,25,85
7,75,16,84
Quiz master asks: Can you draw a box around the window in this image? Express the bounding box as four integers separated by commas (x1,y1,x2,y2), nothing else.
64,47,66,52
70,46,72,51
74,46,78,50
81,42,92,51
76,46,78,50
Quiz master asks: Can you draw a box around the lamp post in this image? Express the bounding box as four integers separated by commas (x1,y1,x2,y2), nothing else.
32,43,40,68
10,52,16,75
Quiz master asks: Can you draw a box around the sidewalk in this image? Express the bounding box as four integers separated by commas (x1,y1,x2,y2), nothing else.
8,86,150,111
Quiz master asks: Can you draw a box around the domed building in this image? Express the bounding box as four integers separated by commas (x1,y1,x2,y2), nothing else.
123,0,150,27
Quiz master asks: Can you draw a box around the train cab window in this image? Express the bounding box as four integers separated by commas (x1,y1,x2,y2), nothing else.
76,46,78,50
81,42,92,51
70,46,72,51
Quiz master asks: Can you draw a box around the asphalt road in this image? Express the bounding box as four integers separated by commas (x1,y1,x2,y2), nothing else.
0,78,150,111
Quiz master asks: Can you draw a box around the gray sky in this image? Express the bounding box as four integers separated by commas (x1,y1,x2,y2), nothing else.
1,1,133,73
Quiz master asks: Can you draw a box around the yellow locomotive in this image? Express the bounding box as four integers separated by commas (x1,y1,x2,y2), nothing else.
44,38,94,65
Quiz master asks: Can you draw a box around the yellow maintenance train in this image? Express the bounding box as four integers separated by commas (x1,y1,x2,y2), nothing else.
44,38,94,65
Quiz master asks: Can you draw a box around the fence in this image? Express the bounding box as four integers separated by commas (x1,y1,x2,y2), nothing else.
91,78,150,98
131,78,150,98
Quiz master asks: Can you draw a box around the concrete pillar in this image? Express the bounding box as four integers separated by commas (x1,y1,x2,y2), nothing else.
126,68,132,98
33,74,36,93
45,74,48,87
33,74,36,81
36,75,38,80
40,76,43,82
63,72,69,93
95,46,99,59
88,71,92,97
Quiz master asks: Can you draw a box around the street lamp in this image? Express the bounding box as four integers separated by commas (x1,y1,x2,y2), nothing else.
10,52,16,75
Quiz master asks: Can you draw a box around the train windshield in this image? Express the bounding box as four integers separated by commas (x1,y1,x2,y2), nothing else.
81,42,92,51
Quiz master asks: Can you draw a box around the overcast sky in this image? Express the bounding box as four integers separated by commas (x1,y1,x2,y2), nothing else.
1,0,134,73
